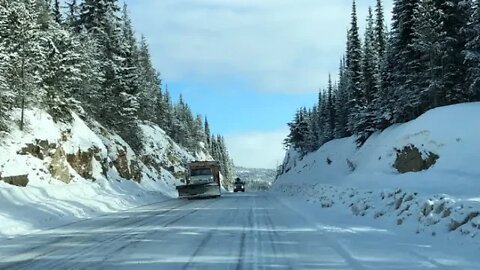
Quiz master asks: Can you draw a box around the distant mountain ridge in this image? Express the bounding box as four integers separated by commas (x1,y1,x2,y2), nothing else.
235,167,275,191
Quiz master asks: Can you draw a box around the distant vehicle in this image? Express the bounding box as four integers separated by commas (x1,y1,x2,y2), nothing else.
233,177,245,192
176,161,222,199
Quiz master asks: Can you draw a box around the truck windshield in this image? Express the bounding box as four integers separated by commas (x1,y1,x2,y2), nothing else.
190,169,212,176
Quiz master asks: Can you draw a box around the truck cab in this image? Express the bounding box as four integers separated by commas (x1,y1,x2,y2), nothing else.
177,161,222,199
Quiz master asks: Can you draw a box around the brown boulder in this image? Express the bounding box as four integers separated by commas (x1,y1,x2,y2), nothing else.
66,148,95,180
0,174,29,187
394,145,439,173
17,140,57,160
50,147,72,183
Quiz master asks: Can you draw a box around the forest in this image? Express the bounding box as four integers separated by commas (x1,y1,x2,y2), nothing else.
285,0,480,155
0,0,235,180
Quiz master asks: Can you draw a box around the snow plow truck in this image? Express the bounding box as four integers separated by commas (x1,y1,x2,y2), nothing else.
176,161,222,199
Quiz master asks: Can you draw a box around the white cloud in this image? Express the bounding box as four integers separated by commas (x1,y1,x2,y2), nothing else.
126,0,393,93
224,129,288,169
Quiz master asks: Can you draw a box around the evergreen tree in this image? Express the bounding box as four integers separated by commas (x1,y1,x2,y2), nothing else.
375,0,387,61
65,0,80,32
335,57,350,138
356,7,378,145
440,0,472,104
363,7,377,106
72,28,105,116
346,0,364,134
0,40,10,132
326,75,336,141
374,30,395,130
0,0,44,131
284,108,314,156
204,117,211,149
410,0,445,113
52,0,62,24
137,35,160,122
465,0,480,100
388,0,419,122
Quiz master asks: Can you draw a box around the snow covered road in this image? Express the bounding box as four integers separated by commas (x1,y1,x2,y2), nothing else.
0,193,478,270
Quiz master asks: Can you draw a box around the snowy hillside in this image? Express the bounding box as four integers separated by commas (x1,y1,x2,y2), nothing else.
0,108,202,238
275,103,480,237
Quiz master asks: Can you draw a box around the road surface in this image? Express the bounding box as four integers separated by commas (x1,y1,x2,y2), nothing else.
0,193,477,269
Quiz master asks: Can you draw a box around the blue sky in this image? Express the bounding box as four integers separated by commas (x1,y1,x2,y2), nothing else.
123,0,393,168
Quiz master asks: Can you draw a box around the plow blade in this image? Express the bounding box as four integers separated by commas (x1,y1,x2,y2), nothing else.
176,183,221,199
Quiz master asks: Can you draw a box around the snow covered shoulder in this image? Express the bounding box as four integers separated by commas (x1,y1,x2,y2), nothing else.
275,103,480,238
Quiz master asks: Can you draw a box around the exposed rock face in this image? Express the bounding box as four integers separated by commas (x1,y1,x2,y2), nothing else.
49,147,71,183
113,148,130,179
0,174,29,187
112,148,142,183
17,140,57,160
394,145,439,173
66,148,95,180
130,160,142,182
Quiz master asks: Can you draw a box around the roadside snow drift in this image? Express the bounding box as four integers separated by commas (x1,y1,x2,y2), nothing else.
275,102,480,237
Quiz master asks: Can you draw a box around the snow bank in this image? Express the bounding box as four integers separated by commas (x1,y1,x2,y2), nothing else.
0,109,192,239
275,102,480,237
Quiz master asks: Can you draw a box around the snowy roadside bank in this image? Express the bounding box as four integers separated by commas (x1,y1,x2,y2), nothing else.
273,183,480,239
0,179,175,240
274,103,480,240
0,108,196,239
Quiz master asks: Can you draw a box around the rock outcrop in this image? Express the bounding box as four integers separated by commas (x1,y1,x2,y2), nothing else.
66,148,95,180
394,145,439,173
49,147,71,183
0,174,29,187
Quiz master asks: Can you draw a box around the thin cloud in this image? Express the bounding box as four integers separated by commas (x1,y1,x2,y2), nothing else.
126,0,393,93
225,129,288,169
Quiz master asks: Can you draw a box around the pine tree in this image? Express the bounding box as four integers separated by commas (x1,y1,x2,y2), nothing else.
0,39,10,132
326,75,336,141
410,0,445,113
52,0,62,24
388,0,419,123
335,57,350,138
204,117,211,149
0,0,45,131
284,108,314,156
355,7,378,145
137,35,160,122
375,0,387,61
72,28,105,116
374,30,396,130
363,7,377,106
346,0,364,135
79,0,143,151
465,0,480,100
65,0,80,32
440,0,472,104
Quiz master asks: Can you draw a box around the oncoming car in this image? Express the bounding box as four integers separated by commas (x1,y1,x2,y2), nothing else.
233,177,245,192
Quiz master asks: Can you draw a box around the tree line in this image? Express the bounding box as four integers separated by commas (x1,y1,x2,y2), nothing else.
285,0,480,156
0,0,235,179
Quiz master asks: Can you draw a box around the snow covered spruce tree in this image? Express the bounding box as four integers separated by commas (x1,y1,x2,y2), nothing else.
0,0,45,131
36,0,84,122
356,7,378,145
345,1,364,137
387,0,420,123
79,0,143,151
335,57,349,138
465,0,480,100
0,39,9,132
210,135,235,184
